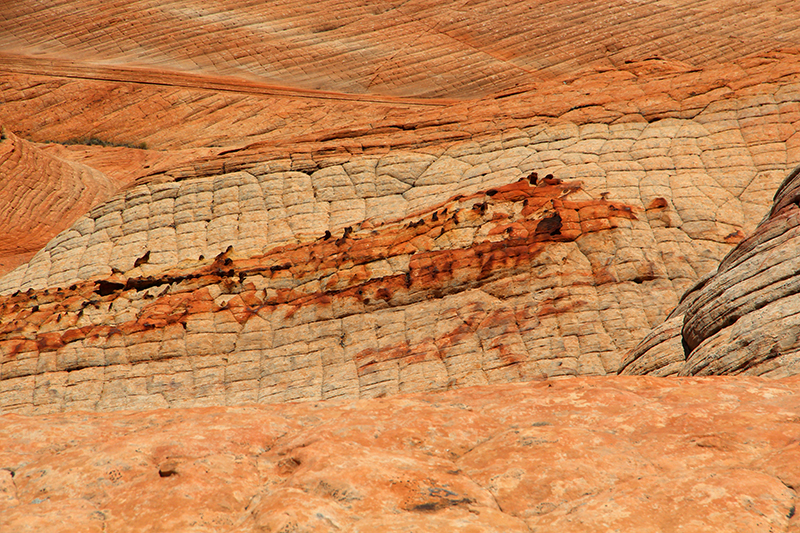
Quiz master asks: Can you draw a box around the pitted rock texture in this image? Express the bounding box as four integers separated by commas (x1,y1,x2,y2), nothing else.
0,127,117,277
2,376,800,532
623,164,800,378
0,174,650,413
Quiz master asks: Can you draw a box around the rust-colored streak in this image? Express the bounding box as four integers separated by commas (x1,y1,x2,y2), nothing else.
0,176,639,362
724,229,745,244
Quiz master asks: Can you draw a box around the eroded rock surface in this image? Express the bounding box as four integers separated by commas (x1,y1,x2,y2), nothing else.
3,3,800,412
2,376,800,532
623,164,800,377
3,1,800,531
3,0,800,99
0,127,118,277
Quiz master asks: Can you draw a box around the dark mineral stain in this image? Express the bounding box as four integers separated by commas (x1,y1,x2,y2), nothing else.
535,213,562,236
133,251,150,268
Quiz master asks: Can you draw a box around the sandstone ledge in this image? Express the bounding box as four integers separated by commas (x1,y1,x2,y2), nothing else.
2,376,799,532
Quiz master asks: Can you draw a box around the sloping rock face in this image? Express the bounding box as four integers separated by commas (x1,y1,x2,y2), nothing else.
623,164,800,377
2,376,800,532
2,2,800,413
3,0,800,99
0,127,118,277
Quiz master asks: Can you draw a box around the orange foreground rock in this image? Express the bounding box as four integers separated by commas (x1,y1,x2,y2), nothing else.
2,376,800,532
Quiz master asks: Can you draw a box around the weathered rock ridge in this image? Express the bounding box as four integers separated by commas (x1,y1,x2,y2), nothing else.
623,163,800,377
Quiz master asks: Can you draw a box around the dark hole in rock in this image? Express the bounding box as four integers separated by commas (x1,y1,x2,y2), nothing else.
158,468,178,478
158,461,179,478
411,502,441,512
95,280,125,296
535,213,562,236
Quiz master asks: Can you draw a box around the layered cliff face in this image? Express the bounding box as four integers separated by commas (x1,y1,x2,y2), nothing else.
2,2,800,413
3,110,800,413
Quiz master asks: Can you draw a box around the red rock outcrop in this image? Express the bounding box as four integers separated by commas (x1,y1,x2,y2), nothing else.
0,127,117,277
3,1,800,530
2,376,800,532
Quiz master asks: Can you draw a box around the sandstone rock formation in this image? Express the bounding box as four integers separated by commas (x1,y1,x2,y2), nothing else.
4,2,800,529
623,163,800,377
3,2,800,414
2,376,800,532
0,127,118,277
3,0,800,99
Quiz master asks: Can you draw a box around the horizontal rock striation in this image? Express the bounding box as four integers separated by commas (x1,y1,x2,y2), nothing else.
3,0,800,98
623,164,800,377
2,376,800,532
3,76,800,411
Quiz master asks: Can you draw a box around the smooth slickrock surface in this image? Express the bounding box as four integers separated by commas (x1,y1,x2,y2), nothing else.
2,376,800,532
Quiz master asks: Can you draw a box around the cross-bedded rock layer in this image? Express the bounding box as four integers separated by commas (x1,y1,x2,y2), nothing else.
623,163,800,377
3,0,800,98
0,128,117,277
1,174,647,412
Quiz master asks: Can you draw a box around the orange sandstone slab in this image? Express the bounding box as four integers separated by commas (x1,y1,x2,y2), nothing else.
1,376,799,531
